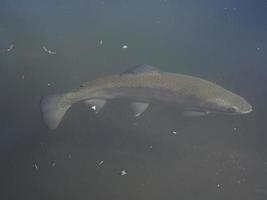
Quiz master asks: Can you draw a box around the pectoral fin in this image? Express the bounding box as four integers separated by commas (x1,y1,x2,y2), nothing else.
41,93,71,130
131,102,149,117
183,111,209,117
84,99,106,113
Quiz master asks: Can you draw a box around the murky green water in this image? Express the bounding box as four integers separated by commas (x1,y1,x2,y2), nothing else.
0,0,266,199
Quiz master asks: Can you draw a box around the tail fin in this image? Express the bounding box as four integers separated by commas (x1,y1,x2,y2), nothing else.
40,94,71,130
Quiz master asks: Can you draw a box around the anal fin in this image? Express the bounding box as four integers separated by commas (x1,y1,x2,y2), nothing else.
131,102,149,117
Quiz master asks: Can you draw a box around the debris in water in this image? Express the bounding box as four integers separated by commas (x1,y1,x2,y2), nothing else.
120,170,127,176
42,46,48,52
172,131,177,135
233,127,237,131
47,83,51,87
98,160,104,166
91,105,96,111
51,162,56,167
1,44,14,53
42,46,56,55
33,163,39,171
21,75,25,80
7,44,14,52
48,50,56,55
256,47,260,51
99,40,103,45
122,45,128,49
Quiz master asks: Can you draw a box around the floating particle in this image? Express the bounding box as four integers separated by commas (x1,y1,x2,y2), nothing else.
172,131,177,135
120,170,127,176
42,46,48,52
47,83,51,87
98,160,104,166
42,46,56,55
51,162,56,167
100,40,103,45
48,50,56,54
91,105,96,111
21,75,25,80
33,163,39,171
122,45,128,49
7,44,14,52
256,47,260,51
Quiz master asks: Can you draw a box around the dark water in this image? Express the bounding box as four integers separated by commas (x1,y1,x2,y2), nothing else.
0,0,267,199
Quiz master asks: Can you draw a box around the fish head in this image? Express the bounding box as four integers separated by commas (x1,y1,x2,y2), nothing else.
201,92,252,114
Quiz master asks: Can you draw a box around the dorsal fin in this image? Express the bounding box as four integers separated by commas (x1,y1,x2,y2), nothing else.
121,64,161,75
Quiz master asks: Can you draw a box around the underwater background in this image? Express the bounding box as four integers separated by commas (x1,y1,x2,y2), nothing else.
0,0,266,199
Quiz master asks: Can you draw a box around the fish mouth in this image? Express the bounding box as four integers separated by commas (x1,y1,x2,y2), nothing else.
239,105,253,114
227,104,252,115
235,99,253,114
197,104,253,115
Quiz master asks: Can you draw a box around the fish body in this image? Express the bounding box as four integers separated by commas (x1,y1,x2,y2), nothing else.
41,65,252,130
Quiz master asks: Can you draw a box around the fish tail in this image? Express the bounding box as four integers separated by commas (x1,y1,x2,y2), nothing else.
40,93,71,130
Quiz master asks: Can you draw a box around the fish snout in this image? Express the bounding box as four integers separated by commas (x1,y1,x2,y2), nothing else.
232,100,252,114
238,103,252,114
208,97,252,114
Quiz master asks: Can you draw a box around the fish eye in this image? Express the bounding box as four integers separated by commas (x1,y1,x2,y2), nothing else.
227,107,237,113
